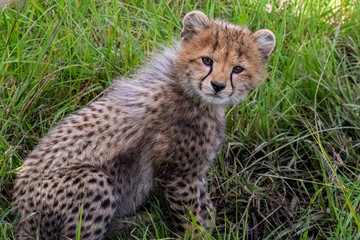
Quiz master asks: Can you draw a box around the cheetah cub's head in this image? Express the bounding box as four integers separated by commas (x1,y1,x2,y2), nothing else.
177,11,276,106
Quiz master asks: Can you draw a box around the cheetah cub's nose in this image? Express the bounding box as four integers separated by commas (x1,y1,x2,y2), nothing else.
211,81,226,93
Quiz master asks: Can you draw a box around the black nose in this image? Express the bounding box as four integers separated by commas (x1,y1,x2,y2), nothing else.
211,81,226,92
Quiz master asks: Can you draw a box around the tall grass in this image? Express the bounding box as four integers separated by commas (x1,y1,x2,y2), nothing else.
1,0,360,239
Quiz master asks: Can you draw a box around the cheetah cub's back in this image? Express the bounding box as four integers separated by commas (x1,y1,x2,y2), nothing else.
12,11,275,239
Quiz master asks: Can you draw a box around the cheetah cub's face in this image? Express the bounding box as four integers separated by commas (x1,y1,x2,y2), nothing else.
177,11,276,106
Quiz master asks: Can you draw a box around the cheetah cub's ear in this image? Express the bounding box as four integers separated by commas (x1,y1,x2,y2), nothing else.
252,29,276,63
181,11,210,40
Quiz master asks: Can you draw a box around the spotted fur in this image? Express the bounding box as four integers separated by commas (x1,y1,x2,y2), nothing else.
12,11,275,239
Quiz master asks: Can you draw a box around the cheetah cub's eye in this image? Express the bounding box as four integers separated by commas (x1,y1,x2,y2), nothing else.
202,57,213,66
233,66,244,74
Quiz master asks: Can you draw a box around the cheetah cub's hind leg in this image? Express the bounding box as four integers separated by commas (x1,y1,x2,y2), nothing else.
15,163,117,240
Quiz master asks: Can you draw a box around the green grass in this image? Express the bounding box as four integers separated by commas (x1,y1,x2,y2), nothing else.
1,0,360,239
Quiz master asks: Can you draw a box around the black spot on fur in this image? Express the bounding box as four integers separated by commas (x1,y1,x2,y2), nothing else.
73,178,81,185
94,215,103,223
93,194,102,202
71,206,79,214
67,224,76,232
82,232,91,238
101,199,110,209
89,178,97,184
106,177,113,185
201,203,207,210
94,228,102,235
85,214,93,221
104,215,111,223
177,181,186,188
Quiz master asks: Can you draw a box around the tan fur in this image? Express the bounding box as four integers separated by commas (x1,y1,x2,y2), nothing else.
12,11,275,239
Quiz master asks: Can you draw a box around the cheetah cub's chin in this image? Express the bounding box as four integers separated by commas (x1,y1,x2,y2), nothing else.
12,11,275,240
178,11,275,106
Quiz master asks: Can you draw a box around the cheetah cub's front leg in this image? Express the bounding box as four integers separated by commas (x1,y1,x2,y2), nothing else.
159,174,214,237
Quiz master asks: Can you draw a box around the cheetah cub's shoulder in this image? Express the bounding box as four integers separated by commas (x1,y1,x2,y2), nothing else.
12,11,275,239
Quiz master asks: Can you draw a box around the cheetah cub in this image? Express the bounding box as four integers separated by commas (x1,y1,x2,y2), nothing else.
12,11,275,239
